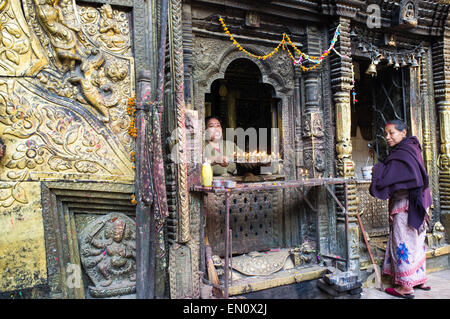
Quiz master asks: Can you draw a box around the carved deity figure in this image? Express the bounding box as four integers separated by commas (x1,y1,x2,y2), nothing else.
33,0,82,73
79,213,136,297
401,1,418,27
98,4,127,50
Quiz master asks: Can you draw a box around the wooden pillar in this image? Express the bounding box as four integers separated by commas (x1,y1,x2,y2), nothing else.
330,13,359,274
421,46,441,224
135,70,156,299
432,21,450,237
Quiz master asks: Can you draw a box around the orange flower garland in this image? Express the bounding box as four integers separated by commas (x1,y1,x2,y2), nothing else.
219,17,340,72
127,95,137,138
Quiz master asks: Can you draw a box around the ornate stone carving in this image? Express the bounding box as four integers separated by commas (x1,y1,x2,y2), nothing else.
91,4,130,54
32,0,82,74
0,2,135,208
21,0,135,123
0,0,48,76
0,137,5,159
79,212,136,298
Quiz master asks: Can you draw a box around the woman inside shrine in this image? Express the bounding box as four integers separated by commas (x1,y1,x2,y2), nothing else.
370,120,432,299
204,116,240,176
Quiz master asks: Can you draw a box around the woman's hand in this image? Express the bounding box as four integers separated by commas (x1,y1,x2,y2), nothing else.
212,156,229,167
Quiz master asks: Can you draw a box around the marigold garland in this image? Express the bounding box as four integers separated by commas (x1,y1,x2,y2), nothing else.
219,17,340,72
127,95,137,138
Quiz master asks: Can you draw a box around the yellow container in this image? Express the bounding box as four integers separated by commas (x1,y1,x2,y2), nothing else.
202,161,213,187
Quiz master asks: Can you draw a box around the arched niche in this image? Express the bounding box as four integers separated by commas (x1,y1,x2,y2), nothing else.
193,37,295,178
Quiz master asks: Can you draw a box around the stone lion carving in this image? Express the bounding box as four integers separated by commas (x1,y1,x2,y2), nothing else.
79,212,136,297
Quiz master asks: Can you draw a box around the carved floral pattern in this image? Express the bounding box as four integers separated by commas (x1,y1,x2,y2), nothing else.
0,79,134,207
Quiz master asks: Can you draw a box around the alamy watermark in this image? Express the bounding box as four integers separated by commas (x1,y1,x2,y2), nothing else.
366,4,381,29
169,117,282,173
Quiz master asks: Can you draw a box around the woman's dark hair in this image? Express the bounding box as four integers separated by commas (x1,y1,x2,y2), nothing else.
205,115,222,127
386,120,407,133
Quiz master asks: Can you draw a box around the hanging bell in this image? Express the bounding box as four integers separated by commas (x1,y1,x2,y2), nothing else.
350,30,357,37
387,55,393,66
362,46,368,53
401,57,407,67
365,60,377,77
407,55,413,65
394,57,400,69
411,56,419,68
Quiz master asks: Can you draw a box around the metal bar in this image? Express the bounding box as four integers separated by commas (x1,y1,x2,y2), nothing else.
200,194,206,279
321,254,347,261
344,182,349,271
224,190,231,299
190,178,351,194
230,229,233,286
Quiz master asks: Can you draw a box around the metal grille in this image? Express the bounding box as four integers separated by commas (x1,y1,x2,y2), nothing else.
371,67,409,162
205,190,282,257
356,182,389,236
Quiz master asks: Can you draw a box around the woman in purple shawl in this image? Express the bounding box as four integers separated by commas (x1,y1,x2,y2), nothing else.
370,120,432,299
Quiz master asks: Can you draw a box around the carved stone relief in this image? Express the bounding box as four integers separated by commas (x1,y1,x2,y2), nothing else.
0,0,136,293
0,1,135,206
79,212,136,298
0,0,48,76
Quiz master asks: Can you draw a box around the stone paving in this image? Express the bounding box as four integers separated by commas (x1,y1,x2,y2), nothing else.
361,269,450,299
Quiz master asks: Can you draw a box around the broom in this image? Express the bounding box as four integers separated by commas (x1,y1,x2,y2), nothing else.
204,236,223,297
356,209,384,291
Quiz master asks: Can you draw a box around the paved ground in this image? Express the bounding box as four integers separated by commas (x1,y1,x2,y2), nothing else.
361,269,450,299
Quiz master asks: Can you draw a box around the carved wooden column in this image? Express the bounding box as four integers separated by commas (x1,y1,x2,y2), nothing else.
421,47,441,224
330,13,359,273
303,26,326,178
432,22,450,235
167,0,199,299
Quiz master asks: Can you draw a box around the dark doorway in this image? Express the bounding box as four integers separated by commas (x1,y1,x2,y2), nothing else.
352,59,410,163
205,58,280,175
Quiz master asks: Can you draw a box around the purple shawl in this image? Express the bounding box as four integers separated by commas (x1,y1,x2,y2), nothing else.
369,136,432,230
